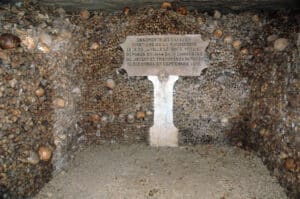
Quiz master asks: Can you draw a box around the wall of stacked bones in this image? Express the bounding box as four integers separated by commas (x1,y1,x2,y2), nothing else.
0,1,299,198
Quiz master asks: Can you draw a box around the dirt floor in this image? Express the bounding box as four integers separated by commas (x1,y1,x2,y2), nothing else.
34,144,288,199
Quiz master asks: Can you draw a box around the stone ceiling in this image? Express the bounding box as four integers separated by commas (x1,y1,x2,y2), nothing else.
9,0,300,11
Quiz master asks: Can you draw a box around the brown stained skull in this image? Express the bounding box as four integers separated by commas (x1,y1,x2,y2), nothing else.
0,33,21,49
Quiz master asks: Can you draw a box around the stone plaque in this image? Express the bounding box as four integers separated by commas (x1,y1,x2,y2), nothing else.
120,35,209,76
120,34,209,147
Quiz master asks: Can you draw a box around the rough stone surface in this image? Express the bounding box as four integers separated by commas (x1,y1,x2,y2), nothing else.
21,0,300,11
35,144,289,199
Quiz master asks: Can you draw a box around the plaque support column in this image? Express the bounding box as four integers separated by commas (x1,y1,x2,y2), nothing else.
148,75,179,147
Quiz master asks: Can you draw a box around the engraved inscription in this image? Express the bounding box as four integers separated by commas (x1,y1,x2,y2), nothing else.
121,35,209,76
125,37,203,66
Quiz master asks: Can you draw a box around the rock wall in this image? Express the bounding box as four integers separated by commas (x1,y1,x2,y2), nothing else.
25,0,300,11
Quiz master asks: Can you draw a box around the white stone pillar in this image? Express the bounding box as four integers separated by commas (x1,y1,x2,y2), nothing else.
148,75,179,147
